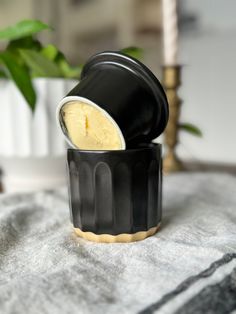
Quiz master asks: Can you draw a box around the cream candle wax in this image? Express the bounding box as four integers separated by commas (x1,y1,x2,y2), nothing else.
59,97,125,150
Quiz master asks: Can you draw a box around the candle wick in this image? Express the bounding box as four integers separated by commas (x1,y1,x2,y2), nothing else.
85,115,89,136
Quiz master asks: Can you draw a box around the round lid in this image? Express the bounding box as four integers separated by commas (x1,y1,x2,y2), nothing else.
81,51,169,142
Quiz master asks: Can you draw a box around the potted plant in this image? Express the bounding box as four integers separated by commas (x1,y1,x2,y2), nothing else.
0,19,143,193
0,20,81,192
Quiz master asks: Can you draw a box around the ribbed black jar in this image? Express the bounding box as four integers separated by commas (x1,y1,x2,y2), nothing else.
67,144,162,242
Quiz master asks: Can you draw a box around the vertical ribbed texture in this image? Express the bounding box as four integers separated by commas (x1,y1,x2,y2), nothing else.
68,144,162,235
69,160,81,225
95,162,113,234
147,160,159,229
113,162,132,234
79,162,94,230
132,162,148,232
0,78,76,157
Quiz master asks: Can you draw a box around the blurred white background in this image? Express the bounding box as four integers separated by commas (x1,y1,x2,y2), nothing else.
179,0,236,164
0,0,235,166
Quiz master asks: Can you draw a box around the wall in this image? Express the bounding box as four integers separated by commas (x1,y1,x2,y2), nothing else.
178,0,236,163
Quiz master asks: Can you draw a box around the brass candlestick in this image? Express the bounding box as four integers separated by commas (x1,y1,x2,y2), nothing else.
162,65,183,173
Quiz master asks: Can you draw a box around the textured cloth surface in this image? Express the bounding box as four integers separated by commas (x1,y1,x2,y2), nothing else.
0,172,236,314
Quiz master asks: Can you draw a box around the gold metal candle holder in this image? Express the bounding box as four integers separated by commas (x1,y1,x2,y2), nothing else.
162,65,183,173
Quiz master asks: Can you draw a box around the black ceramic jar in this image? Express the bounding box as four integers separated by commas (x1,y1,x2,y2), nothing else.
57,51,169,242
68,144,162,242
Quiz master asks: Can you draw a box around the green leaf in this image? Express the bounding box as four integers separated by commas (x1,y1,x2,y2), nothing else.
19,49,62,77
55,51,82,78
0,68,7,78
0,51,36,110
7,36,42,52
0,20,51,41
41,44,58,61
179,123,203,137
121,47,143,60
57,58,82,78
35,44,82,78
6,36,42,67
0,62,7,78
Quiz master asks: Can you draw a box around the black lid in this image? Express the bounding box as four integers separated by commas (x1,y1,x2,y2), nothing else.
81,51,169,142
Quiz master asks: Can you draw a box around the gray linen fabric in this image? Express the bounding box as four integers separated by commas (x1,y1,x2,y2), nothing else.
0,172,236,314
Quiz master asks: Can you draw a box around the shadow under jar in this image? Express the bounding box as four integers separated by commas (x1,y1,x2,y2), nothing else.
68,143,162,243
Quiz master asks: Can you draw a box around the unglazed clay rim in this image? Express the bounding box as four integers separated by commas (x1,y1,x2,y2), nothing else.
56,95,126,150
73,223,161,243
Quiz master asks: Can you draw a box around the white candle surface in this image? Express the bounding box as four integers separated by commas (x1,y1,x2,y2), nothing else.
162,0,179,65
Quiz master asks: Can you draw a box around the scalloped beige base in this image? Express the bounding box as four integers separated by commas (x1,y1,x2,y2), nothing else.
74,223,161,243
